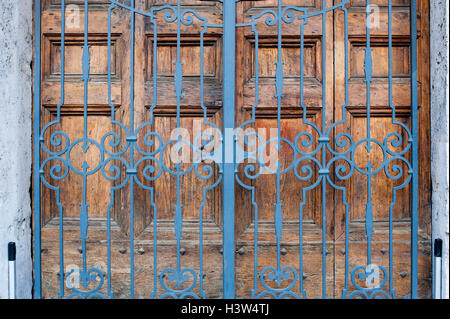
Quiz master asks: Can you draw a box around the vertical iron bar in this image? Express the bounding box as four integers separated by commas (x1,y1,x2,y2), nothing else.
79,0,91,290
199,20,207,299
250,19,259,299
129,0,136,298
365,1,372,148
33,0,42,299
58,0,66,299
107,3,114,298
343,5,349,296
321,0,327,299
222,0,236,299
299,17,305,297
81,168,88,283
274,0,283,279
150,11,158,299
173,0,184,297
388,0,395,296
364,0,374,267
82,0,90,149
410,0,418,299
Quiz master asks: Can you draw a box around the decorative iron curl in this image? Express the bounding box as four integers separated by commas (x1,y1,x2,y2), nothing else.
159,267,198,298
326,156,355,181
294,132,321,156
351,138,387,176
281,6,307,24
159,291,200,299
326,132,355,156
150,5,178,23
194,161,215,181
40,156,70,185
383,131,411,156
256,290,300,299
181,9,207,26
236,157,265,184
157,138,196,175
65,267,106,299
41,130,71,157
384,156,412,181
134,124,164,157
132,156,163,189
101,132,123,156
350,265,387,292
257,266,298,297
66,138,105,176
100,122,131,156
101,157,129,183
345,289,392,299
293,156,322,183
193,129,220,159
234,127,265,161
258,137,298,175
253,9,278,26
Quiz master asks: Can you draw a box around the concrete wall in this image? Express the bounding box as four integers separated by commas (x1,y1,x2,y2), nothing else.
431,0,450,299
0,0,33,299
0,0,447,299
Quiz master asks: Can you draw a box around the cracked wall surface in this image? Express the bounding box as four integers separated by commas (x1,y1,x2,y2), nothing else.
431,0,450,299
0,0,33,299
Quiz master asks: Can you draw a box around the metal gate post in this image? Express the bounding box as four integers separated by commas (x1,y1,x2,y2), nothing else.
222,0,236,299
410,0,419,299
33,0,42,299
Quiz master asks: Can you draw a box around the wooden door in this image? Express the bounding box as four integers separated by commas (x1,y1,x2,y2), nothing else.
36,0,431,299
39,0,224,298
232,0,431,298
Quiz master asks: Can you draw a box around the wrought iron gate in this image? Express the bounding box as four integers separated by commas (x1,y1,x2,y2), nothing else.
33,0,420,299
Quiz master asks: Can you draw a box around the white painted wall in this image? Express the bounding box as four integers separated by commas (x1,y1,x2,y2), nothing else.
431,0,450,300
0,0,33,299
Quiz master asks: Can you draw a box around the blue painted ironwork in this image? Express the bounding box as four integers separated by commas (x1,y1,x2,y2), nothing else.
222,0,236,299
33,0,42,300
410,0,419,299
33,0,420,299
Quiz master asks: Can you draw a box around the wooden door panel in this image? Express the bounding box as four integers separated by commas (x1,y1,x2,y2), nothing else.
242,37,323,111
145,35,223,109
